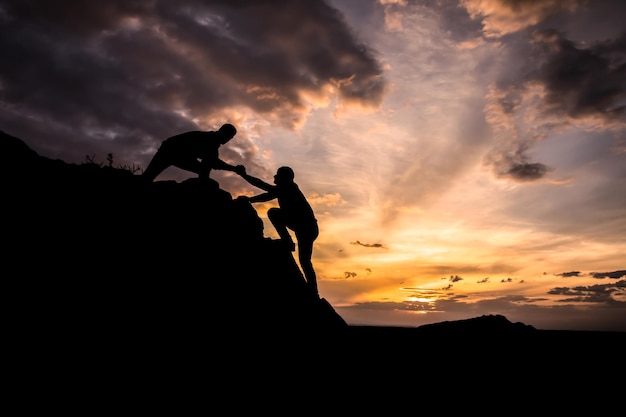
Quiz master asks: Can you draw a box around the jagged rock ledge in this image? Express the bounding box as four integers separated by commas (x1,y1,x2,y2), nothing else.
3,131,347,343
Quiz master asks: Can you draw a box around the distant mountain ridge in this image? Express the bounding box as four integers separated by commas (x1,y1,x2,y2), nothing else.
416,314,536,333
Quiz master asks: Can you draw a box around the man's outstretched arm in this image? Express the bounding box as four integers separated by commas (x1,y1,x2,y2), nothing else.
213,158,239,172
237,167,274,192
246,192,275,203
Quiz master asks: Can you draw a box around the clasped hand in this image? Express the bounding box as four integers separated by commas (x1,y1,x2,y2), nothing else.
234,164,246,175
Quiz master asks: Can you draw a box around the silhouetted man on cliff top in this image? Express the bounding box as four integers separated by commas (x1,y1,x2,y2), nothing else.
236,166,320,298
141,123,240,182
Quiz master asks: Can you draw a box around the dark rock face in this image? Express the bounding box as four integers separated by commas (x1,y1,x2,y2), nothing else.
2,131,347,345
4,131,623,391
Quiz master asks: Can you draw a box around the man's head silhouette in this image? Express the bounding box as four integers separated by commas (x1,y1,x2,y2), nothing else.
275,166,295,184
218,123,237,143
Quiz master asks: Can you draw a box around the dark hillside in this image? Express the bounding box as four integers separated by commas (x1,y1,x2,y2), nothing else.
3,131,623,363
2,131,346,348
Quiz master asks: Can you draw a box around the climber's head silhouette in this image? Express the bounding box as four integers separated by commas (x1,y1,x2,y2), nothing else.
274,166,295,185
218,123,237,144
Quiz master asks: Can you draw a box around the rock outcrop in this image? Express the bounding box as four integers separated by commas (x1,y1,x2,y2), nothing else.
2,131,347,346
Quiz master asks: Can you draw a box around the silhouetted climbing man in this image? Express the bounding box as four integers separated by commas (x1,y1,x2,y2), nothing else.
141,123,240,182
236,166,320,298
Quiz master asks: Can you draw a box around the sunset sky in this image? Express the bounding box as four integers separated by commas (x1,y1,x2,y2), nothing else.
2,0,625,332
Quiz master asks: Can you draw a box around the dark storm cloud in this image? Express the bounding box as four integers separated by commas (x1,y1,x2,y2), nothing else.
591,270,626,279
448,275,463,283
527,29,626,122
350,240,386,248
484,27,626,182
548,279,626,303
506,161,549,182
485,137,552,182
0,0,386,167
556,271,581,278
